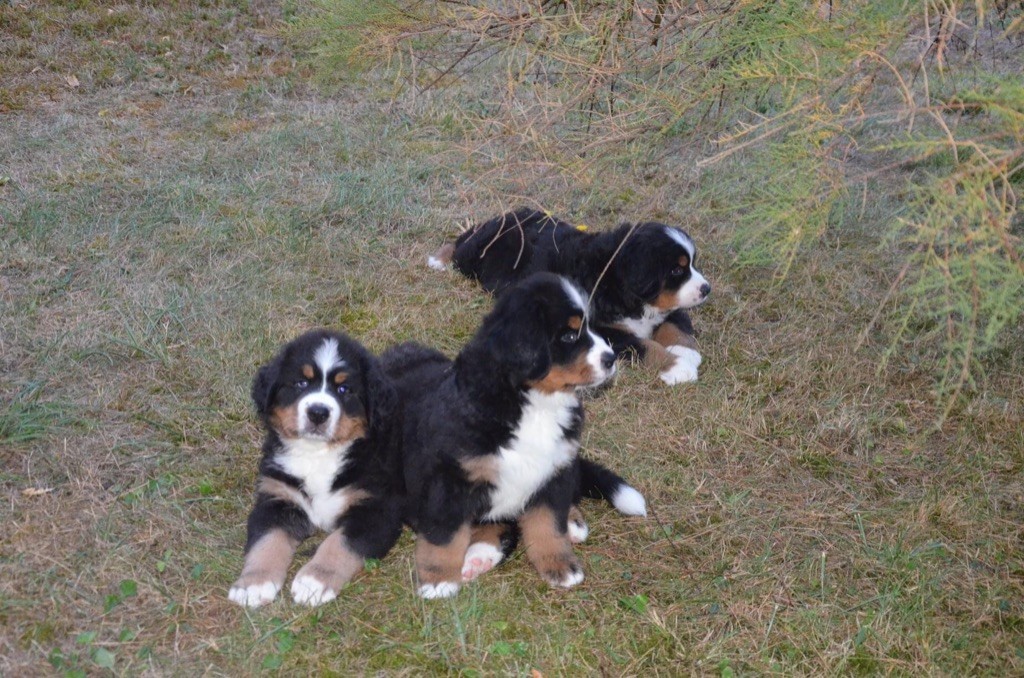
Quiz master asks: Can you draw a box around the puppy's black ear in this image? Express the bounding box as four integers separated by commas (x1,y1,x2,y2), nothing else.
485,297,551,385
251,358,280,417
361,351,398,439
614,226,661,302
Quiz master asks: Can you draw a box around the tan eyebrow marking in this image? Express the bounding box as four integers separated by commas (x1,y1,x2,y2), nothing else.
302,364,315,379
567,315,583,331
678,254,690,266
333,371,348,385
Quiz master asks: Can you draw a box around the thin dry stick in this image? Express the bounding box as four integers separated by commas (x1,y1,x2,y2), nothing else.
861,51,919,132
586,222,640,322
854,245,923,352
695,105,808,168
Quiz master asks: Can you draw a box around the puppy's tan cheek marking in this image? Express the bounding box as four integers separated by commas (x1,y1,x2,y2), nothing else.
469,522,513,550
416,524,472,586
269,405,300,437
653,322,698,351
462,457,499,485
654,287,681,311
294,529,364,592
519,506,579,584
640,339,678,372
653,257,690,310
235,528,298,587
302,364,315,380
329,415,367,445
529,356,595,393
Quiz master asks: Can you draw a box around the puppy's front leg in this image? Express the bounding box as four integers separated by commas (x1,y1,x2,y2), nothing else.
520,505,583,588
290,530,365,606
229,527,299,608
652,311,701,384
416,523,472,599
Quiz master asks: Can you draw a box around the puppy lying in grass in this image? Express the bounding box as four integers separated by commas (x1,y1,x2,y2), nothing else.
431,208,711,384
382,273,645,598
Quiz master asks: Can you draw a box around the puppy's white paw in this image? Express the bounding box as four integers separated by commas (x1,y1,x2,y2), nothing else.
290,574,338,607
659,346,701,385
461,542,504,582
418,581,461,599
551,568,585,589
611,485,647,517
228,580,280,608
567,517,589,544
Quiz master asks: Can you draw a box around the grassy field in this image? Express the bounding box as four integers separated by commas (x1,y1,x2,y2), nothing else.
2,1,1023,675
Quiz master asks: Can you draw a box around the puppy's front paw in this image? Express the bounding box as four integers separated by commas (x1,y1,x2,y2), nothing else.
417,581,461,599
228,577,280,608
461,542,504,582
659,346,701,385
291,573,338,607
540,557,584,589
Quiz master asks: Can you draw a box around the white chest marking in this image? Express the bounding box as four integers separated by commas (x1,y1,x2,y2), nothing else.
484,390,579,521
276,439,354,531
618,305,668,340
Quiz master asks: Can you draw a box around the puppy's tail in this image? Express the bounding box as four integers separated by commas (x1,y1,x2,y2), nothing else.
578,457,647,517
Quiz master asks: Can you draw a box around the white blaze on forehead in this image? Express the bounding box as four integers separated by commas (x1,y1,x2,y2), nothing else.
314,338,345,386
560,277,588,314
663,226,695,260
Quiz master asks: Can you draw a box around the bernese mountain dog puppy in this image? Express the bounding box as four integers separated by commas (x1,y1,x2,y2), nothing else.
429,208,711,385
381,272,643,599
228,329,403,608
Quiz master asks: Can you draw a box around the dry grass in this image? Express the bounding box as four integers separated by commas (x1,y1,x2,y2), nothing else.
1,1,1022,675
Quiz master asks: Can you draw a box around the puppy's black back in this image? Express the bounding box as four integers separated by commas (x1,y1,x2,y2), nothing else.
452,208,587,293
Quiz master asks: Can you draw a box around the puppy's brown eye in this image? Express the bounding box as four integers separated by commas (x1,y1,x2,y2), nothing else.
560,331,578,344
294,379,309,389
670,265,686,277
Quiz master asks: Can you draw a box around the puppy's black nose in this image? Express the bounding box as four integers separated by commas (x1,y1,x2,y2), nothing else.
601,352,616,371
699,283,711,298
307,404,330,425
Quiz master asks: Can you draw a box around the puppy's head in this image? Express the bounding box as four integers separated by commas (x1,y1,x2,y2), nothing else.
615,223,710,311
251,329,394,445
475,273,616,392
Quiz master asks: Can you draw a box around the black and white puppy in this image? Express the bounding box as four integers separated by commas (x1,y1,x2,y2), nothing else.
228,329,403,608
429,208,711,384
382,272,641,599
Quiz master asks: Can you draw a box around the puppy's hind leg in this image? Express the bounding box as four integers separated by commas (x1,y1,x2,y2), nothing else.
566,505,589,544
520,505,583,589
462,522,518,582
427,242,456,271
